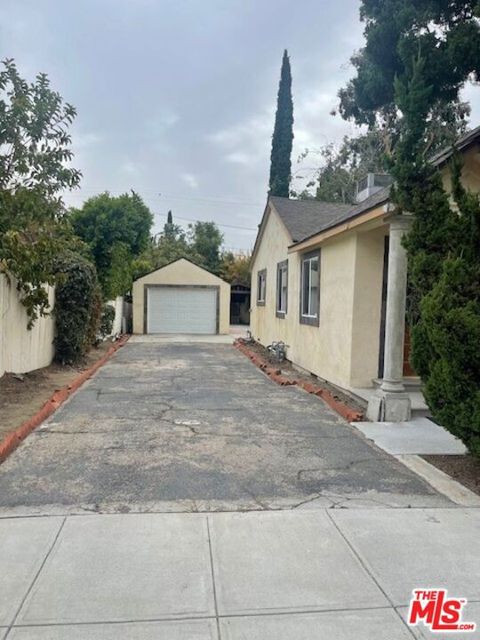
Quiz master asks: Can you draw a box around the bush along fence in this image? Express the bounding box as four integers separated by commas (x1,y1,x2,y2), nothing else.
234,340,364,423
0,270,129,378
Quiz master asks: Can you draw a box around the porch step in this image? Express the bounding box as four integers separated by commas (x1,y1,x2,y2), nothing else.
349,382,431,420
412,407,431,419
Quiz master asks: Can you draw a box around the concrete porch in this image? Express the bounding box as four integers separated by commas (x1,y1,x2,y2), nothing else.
350,379,428,419
349,383,468,457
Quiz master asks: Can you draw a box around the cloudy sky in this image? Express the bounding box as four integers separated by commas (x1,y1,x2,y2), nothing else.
2,1,479,251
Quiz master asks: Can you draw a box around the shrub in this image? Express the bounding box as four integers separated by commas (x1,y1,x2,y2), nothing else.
54,251,101,363
406,162,480,456
99,304,116,339
86,285,102,347
412,255,480,456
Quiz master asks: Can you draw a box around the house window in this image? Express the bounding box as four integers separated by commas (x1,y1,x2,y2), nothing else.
300,251,320,326
257,269,266,306
276,260,288,317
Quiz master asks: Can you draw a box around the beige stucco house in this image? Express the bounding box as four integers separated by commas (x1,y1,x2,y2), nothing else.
250,127,480,422
132,258,230,335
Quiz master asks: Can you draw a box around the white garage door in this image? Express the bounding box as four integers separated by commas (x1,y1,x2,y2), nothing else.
147,286,217,334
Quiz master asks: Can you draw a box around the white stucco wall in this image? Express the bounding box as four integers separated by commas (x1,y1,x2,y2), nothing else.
250,206,387,389
0,275,55,377
441,145,480,194
250,208,291,350
132,258,231,334
107,296,125,335
349,226,387,386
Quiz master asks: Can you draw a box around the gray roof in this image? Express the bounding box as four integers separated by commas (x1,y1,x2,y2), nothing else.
270,196,351,242
295,186,391,244
269,186,391,246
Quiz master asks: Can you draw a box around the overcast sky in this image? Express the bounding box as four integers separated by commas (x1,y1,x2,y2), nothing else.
2,1,480,251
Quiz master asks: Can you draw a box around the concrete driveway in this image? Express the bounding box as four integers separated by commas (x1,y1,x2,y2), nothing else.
0,339,448,513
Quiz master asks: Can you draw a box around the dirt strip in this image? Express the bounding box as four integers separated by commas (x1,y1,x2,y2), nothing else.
234,340,364,422
0,335,130,464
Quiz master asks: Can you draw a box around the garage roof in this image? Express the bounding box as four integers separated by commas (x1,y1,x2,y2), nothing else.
132,257,228,284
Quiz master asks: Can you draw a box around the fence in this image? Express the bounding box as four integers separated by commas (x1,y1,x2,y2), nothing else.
0,275,55,377
107,296,132,335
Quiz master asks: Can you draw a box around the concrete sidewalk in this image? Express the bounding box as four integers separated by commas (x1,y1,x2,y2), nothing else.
1,509,479,639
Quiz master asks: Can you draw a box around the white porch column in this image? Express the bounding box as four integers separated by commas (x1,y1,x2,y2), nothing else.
367,212,412,422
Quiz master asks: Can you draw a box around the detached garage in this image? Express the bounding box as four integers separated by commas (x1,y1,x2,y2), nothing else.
132,258,231,335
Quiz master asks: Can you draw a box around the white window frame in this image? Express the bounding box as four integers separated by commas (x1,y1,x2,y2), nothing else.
276,260,288,317
300,251,320,326
257,269,266,306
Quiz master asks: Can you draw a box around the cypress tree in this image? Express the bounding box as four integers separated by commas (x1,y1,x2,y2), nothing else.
164,210,175,241
269,50,294,198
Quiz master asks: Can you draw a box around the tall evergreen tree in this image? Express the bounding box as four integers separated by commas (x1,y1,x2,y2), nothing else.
164,210,176,241
269,50,294,198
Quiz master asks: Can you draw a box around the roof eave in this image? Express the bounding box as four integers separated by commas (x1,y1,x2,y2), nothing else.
288,198,392,252
250,196,293,266
431,128,480,168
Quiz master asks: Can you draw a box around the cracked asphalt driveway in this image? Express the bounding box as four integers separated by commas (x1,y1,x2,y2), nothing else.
0,339,450,513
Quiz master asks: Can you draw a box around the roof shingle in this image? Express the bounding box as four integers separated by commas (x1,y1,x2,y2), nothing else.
269,186,390,245
299,186,391,242
269,196,351,242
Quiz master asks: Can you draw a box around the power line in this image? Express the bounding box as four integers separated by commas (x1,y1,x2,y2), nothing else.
64,197,258,232
63,190,260,232
156,193,262,207
64,188,263,208
153,211,258,232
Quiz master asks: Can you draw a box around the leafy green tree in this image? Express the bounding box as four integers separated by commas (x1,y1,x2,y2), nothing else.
340,0,480,453
0,58,81,194
220,251,251,285
188,221,223,274
338,0,476,136
71,191,153,298
292,130,387,203
293,116,470,204
269,50,294,198
0,58,81,325
103,242,133,300
132,217,224,279
132,211,193,278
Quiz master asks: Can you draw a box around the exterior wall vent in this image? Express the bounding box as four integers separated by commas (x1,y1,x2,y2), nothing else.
356,173,393,203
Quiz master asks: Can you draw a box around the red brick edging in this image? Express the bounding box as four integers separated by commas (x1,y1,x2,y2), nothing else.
0,335,130,464
234,340,364,423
